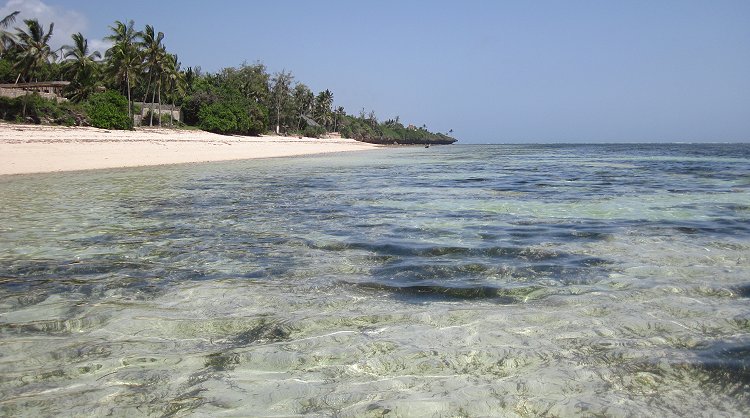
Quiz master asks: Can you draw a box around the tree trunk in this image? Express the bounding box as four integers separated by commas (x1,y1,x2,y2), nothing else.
170,81,176,127
142,73,152,104
126,71,132,119
170,94,175,127
149,85,157,127
157,80,162,128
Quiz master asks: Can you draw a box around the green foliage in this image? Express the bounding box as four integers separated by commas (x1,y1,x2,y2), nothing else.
142,109,171,126
0,97,20,121
0,16,459,143
269,70,294,133
104,20,140,101
0,94,84,126
338,114,377,140
314,89,334,130
13,19,56,82
219,63,269,104
339,125,353,139
61,32,102,102
85,90,132,130
198,102,239,134
303,125,326,138
56,102,83,126
185,68,267,135
197,95,266,136
182,91,216,126
338,114,456,145
0,57,14,83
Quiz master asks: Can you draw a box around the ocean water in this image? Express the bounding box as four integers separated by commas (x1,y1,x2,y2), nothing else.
0,144,749,417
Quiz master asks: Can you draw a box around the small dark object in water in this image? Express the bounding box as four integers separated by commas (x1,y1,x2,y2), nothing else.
425,144,430,148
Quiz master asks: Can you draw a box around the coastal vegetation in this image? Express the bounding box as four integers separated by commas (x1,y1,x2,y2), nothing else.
85,90,132,130
340,115,457,145
0,12,456,144
0,92,82,125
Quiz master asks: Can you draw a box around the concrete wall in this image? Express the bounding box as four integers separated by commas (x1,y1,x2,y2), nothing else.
134,102,182,125
0,88,67,103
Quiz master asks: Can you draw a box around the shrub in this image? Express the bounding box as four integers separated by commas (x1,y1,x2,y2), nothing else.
85,91,132,130
198,102,237,134
11,94,53,124
0,94,84,126
197,98,266,136
303,125,326,138
0,96,21,121
182,91,216,126
339,125,352,139
246,102,268,135
55,101,83,126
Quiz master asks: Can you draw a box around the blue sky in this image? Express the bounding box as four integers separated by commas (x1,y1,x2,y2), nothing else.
2,0,749,143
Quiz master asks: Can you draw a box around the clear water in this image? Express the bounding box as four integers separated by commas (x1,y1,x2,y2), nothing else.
1,144,749,417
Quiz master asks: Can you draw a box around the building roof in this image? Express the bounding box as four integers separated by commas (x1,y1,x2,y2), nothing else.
301,114,321,127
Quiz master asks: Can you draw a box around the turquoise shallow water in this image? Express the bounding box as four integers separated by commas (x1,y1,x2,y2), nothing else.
0,144,749,416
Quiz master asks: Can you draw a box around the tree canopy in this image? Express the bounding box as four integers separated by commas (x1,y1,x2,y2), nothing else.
0,13,457,143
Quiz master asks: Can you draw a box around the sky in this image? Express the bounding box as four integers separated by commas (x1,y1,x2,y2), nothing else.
2,0,749,143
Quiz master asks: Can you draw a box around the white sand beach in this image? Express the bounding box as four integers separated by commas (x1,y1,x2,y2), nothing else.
0,123,380,175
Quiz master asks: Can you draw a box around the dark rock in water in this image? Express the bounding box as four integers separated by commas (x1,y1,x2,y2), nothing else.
694,341,750,398
733,283,750,298
231,320,291,345
204,352,241,371
350,281,542,304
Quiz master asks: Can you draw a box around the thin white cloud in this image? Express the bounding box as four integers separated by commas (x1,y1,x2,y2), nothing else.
89,38,112,55
0,0,107,55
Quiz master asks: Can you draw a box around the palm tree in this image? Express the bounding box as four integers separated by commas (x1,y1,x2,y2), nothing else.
62,32,101,102
315,89,333,130
163,53,186,126
334,106,346,132
153,46,168,126
13,19,56,83
139,25,165,125
292,83,313,131
0,10,19,57
105,20,142,119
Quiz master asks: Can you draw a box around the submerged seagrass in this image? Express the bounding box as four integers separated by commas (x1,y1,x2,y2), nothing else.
0,144,749,416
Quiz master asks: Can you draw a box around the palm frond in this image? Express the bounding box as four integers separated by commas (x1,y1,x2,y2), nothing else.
0,11,19,29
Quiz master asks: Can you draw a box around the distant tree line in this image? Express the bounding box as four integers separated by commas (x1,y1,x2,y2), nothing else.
0,12,456,143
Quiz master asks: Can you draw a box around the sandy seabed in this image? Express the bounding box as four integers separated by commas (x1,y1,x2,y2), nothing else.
0,123,380,175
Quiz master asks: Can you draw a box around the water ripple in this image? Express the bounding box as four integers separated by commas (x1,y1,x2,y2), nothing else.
0,144,749,416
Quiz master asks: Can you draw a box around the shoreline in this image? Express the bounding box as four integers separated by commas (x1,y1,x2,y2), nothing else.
0,123,381,176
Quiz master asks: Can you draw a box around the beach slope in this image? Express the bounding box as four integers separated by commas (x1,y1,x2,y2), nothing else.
0,123,379,175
